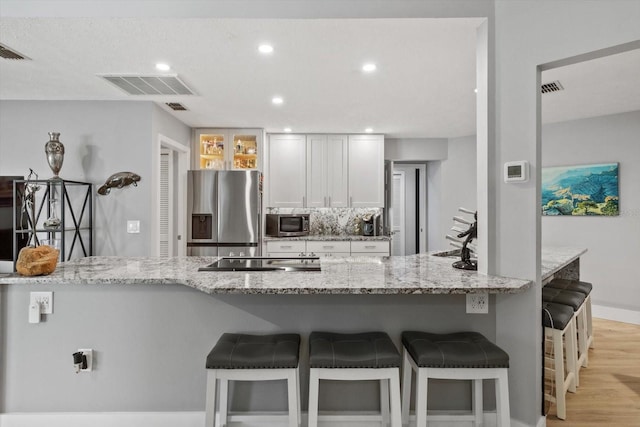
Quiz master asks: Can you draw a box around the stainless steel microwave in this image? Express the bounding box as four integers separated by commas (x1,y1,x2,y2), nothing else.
265,214,310,237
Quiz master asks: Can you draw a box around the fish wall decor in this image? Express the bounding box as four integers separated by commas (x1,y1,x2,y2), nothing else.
97,172,141,195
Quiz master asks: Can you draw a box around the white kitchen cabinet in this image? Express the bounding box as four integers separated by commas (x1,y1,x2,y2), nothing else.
194,128,263,171
348,134,385,207
306,240,350,257
265,240,306,257
267,134,307,207
266,239,389,257
350,240,390,256
306,134,348,208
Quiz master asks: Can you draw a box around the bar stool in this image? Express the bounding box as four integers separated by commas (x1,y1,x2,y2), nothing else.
205,333,301,427
543,302,578,420
545,278,594,351
401,331,510,427
308,331,402,427
542,287,589,373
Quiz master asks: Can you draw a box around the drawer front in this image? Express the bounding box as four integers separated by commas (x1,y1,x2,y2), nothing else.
350,241,390,254
306,241,350,253
266,240,306,254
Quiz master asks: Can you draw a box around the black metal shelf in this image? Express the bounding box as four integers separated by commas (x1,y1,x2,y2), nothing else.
13,179,93,264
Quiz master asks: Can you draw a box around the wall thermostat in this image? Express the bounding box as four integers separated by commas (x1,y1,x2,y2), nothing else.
504,161,529,183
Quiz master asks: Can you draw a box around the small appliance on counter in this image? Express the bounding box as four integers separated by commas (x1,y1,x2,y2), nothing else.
265,213,310,237
361,213,381,236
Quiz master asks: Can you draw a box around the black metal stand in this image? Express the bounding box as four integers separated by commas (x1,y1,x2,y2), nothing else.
13,179,93,266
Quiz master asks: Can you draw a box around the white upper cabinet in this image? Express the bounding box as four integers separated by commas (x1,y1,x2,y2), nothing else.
267,134,306,207
306,134,348,208
267,133,384,208
194,128,262,171
348,134,384,207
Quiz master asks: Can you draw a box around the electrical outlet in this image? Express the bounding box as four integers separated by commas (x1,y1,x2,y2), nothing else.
127,220,140,234
466,293,489,314
30,292,53,314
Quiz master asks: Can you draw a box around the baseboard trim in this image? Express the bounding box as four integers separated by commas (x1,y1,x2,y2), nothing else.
593,304,640,325
0,410,522,427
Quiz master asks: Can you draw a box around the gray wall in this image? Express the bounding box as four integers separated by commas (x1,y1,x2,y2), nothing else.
435,135,478,251
0,100,190,257
542,110,640,312
0,284,496,413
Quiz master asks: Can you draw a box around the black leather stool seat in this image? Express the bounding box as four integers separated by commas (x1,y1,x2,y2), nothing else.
309,331,401,368
401,331,509,369
542,287,586,311
542,302,575,330
546,278,593,295
206,333,300,369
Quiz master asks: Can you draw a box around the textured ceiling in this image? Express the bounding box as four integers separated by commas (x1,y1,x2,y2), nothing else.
1,17,638,138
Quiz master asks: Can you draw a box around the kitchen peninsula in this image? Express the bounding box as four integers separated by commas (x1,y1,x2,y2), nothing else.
0,248,584,418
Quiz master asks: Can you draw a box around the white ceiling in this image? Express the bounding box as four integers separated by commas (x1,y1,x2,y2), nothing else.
1,17,638,138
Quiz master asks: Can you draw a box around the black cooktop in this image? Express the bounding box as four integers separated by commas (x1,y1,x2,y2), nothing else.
199,256,321,272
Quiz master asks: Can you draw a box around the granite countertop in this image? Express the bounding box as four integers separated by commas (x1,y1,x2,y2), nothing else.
263,235,391,241
541,246,587,281
1,253,530,295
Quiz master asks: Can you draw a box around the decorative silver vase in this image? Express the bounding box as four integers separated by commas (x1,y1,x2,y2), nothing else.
45,132,65,180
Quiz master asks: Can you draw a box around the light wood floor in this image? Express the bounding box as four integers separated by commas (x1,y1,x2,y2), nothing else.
546,318,640,426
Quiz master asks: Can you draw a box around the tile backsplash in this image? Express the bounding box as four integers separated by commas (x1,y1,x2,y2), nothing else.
266,207,384,236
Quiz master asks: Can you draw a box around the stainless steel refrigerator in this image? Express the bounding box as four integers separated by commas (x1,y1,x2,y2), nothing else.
187,170,262,256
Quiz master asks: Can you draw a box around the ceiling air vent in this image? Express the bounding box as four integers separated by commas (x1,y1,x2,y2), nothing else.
541,80,564,94
0,43,29,60
166,102,187,111
100,75,195,96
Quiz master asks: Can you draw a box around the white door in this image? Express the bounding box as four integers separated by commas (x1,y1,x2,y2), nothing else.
156,134,189,257
392,172,406,256
159,149,173,258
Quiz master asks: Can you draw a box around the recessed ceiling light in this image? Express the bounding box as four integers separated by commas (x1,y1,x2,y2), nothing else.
284,128,292,133
155,63,171,71
258,44,274,54
474,88,478,93
362,63,377,73
272,97,284,105
365,128,373,133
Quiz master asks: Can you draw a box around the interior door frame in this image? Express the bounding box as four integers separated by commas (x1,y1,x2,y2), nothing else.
152,133,190,257
392,171,406,256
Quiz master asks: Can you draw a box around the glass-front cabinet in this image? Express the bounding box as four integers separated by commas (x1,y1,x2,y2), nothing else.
194,128,263,171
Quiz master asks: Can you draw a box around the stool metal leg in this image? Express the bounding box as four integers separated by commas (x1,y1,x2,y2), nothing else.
381,378,390,426
308,369,320,427
472,379,483,426
205,370,218,427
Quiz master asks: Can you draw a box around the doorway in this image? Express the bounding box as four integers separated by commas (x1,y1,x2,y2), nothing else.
392,163,427,256
155,134,190,257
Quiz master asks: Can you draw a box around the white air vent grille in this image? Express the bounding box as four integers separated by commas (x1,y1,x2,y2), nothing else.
541,80,564,94
101,75,195,96
166,102,187,111
0,43,29,60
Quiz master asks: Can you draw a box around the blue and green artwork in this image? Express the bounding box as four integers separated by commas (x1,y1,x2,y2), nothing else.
541,163,619,216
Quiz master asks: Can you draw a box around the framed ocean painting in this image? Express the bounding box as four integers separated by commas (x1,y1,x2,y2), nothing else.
541,163,619,216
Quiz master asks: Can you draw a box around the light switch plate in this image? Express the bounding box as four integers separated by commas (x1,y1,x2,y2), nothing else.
127,220,140,234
